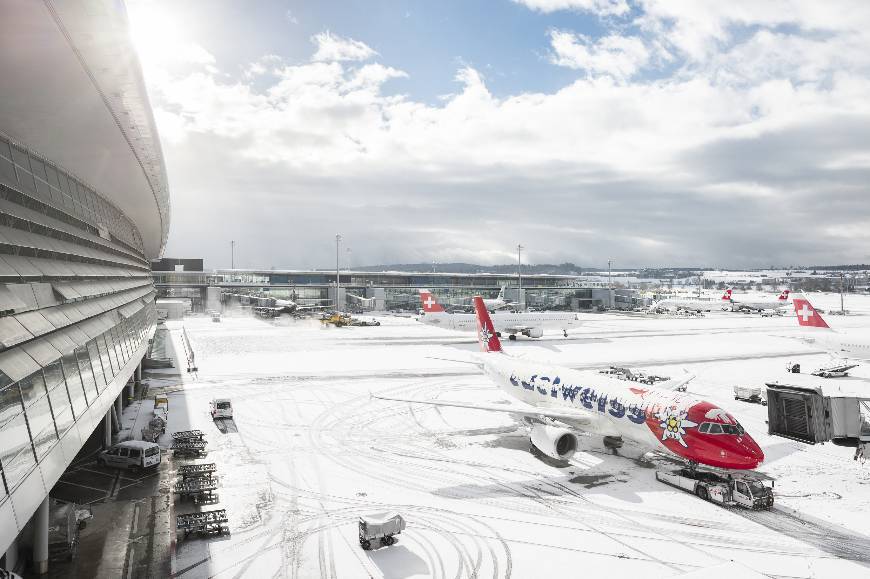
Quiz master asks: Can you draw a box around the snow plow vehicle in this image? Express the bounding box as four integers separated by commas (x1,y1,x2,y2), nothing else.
656,467,774,509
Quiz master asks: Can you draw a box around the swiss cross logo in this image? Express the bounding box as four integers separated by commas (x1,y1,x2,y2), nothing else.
798,304,814,322
423,295,435,309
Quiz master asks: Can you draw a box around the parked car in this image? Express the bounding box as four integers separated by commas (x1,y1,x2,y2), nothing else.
98,441,161,471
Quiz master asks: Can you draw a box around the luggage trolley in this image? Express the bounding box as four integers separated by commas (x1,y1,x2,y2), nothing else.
358,512,405,550
176,509,229,538
171,440,208,458
173,478,219,504
177,463,217,481
172,430,205,442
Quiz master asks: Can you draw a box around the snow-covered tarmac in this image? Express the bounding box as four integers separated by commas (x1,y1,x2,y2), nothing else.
165,293,870,578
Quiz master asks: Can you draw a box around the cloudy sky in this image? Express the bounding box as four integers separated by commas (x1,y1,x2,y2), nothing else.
127,0,870,270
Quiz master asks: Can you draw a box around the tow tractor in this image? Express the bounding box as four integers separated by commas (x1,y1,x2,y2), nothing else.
656,465,774,509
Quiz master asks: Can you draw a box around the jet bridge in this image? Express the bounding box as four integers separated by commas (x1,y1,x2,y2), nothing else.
766,382,870,454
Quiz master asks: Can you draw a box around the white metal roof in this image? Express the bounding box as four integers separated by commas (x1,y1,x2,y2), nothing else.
0,0,170,258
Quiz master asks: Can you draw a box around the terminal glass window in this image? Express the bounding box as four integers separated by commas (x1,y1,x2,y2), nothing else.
44,362,73,435
76,347,99,399
26,394,57,459
86,341,107,391
61,354,88,414
102,333,119,376
97,335,115,380
0,411,35,490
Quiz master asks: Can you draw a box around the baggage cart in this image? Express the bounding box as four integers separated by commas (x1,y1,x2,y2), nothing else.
172,430,205,442
172,440,208,457
177,463,217,481
174,478,219,504
176,509,228,538
358,512,405,550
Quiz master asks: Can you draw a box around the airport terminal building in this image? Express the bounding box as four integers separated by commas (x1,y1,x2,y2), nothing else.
153,268,641,313
0,2,168,573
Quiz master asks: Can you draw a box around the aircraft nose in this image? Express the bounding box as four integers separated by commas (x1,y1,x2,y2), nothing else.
739,434,765,467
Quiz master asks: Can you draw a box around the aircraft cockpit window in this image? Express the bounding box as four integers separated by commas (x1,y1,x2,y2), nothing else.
698,423,710,433
708,423,723,434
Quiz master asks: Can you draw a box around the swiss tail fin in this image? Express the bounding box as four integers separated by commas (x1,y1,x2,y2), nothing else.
419,289,445,313
793,297,830,329
721,289,732,301
473,296,502,353
778,289,790,301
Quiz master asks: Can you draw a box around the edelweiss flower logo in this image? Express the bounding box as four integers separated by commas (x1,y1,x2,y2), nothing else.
657,408,698,448
479,326,493,348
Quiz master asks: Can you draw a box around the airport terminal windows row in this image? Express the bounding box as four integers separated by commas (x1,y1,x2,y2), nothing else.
0,303,155,498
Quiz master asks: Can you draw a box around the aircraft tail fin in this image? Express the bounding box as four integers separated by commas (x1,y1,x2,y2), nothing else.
793,297,830,329
778,289,790,301
721,289,732,301
419,289,445,313
473,296,503,353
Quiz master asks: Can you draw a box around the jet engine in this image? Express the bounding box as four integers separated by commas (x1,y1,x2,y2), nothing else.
529,424,578,460
523,327,544,339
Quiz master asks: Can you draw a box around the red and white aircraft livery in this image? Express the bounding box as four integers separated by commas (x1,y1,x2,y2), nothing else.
417,289,578,339
722,289,790,312
792,296,870,362
382,296,764,470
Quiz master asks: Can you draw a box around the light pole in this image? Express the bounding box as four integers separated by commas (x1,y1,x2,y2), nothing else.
607,259,612,309
517,244,523,310
335,234,342,290
231,240,235,269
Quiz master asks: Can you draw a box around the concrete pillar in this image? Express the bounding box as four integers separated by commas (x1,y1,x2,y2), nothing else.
127,378,135,400
103,410,112,448
4,537,18,573
33,497,48,575
135,360,143,385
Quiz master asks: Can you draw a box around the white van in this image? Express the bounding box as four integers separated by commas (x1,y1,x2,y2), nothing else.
98,441,161,470
210,398,233,419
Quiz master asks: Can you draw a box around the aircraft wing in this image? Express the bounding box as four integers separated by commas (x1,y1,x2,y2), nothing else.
656,371,696,392
372,393,593,424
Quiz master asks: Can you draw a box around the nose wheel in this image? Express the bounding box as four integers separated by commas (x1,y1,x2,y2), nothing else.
563,330,568,337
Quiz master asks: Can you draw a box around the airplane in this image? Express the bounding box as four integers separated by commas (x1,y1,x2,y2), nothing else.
417,289,578,339
253,297,332,317
481,285,512,312
650,294,722,313
792,296,870,362
378,296,764,470
723,289,790,312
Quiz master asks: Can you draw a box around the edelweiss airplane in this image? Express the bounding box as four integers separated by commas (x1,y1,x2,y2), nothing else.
417,289,578,339
380,296,764,470
792,296,870,362
723,289,790,312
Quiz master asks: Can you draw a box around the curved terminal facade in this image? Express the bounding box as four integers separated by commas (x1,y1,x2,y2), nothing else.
0,1,169,572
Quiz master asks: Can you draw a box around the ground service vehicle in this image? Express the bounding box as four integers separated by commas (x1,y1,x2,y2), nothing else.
358,512,405,549
733,385,767,405
656,468,774,509
210,399,233,419
98,441,161,470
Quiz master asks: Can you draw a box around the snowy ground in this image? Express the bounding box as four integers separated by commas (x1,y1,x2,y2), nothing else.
164,293,870,578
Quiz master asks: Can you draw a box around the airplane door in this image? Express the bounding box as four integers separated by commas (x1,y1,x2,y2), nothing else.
733,481,752,507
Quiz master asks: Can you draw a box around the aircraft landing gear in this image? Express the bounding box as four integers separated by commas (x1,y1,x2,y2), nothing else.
508,334,517,341
603,436,623,455
563,330,568,338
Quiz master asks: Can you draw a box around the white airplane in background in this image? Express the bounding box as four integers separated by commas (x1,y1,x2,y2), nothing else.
792,296,870,362
378,296,763,470
482,286,512,311
650,294,722,313
418,289,577,339
723,289,790,312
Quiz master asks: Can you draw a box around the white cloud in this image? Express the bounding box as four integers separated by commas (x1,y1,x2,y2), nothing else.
311,31,377,62
549,31,650,80
512,0,630,16
129,4,870,268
